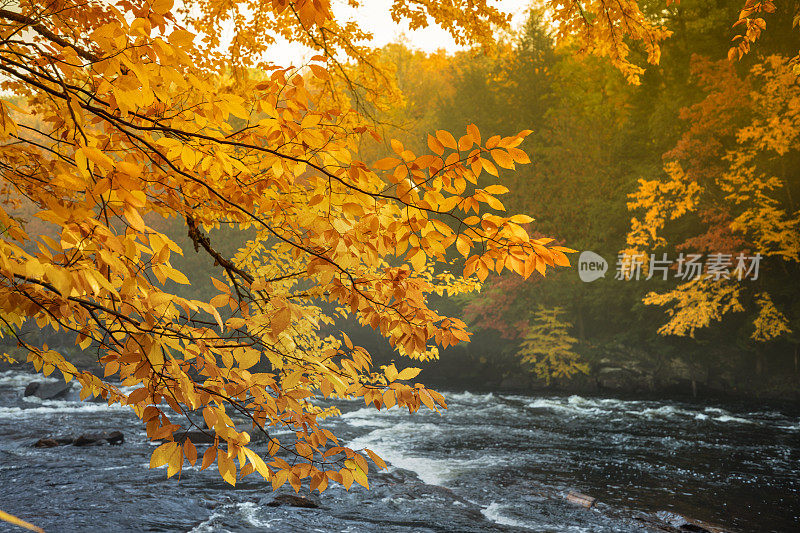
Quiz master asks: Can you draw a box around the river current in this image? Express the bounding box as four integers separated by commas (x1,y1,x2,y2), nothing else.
0,369,798,532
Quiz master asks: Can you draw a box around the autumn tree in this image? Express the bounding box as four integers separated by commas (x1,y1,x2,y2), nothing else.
0,0,601,500
626,53,800,373
518,306,587,383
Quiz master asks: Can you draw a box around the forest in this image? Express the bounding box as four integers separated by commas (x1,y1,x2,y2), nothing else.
337,1,800,398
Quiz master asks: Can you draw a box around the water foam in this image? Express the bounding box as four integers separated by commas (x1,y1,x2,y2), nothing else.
444,391,495,403
347,420,503,486
524,395,762,426
0,370,59,388
713,415,755,424
0,397,125,418
188,502,276,532
338,406,399,428
480,502,533,529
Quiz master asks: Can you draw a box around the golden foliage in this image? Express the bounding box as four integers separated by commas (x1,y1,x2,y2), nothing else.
548,0,673,84
728,0,778,60
626,162,703,250
0,0,578,490
751,292,791,341
643,279,745,337
518,306,587,383
629,56,799,342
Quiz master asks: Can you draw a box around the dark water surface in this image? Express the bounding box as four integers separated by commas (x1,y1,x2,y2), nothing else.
1,370,798,532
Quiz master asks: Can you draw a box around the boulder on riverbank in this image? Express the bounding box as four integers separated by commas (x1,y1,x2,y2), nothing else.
33,431,124,447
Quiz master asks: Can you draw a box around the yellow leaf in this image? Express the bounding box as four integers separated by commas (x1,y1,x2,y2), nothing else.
150,441,177,469
507,147,530,164
455,235,471,257
166,266,190,285
201,446,217,471
396,367,421,381
419,389,436,411
483,184,509,195
124,207,145,232
409,248,426,271
481,158,498,177
390,139,404,155
365,448,387,470
0,510,44,533
218,449,236,486
509,214,534,224
151,0,174,15
340,468,354,490
352,464,369,489
235,347,260,369
243,447,271,480
427,134,444,156
272,469,289,491
490,149,514,169
184,439,197,466
466,124,481,145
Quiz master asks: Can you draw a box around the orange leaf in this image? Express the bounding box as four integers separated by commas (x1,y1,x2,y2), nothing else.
435,130,457,150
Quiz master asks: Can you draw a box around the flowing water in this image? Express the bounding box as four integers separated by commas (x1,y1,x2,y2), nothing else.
1,370,798,532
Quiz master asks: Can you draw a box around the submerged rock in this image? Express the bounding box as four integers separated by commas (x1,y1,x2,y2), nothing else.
173,429,215,444
32,438,60,448
654,511,730,533
74,431,124,446
104,431,124,445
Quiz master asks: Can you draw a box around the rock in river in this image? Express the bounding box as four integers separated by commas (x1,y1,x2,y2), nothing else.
262,493,320,508
33,431,124,447
23,381,75,400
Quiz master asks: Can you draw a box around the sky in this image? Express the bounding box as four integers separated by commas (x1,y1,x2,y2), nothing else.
261,0,533,65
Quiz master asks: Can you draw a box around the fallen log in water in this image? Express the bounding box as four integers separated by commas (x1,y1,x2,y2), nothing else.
565,491,596,508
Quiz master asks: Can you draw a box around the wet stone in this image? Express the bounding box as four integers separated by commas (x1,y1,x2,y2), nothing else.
23,381,75,400
654,511,731,533
263,494,320,508
31,431,124,447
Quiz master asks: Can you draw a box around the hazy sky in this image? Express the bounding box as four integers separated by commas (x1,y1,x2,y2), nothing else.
261,0,532,65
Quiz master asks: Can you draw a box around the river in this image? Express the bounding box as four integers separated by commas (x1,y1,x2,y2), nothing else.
1,370,798,532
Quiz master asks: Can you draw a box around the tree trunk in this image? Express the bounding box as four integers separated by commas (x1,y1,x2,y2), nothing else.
691,378,697,398
576,306,585,341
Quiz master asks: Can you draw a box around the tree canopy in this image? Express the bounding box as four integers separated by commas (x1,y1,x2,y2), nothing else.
0,0,584,494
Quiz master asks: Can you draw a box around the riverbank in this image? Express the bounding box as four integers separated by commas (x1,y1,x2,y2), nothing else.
413,344,800,402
